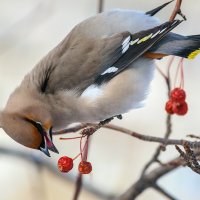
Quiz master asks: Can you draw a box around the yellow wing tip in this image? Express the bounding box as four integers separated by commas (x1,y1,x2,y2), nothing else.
188,49,200,60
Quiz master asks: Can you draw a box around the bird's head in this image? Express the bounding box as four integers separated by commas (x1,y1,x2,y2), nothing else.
0,106,59,157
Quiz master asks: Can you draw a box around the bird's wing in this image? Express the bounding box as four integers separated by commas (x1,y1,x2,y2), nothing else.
36,20,182,93
94,20,182,85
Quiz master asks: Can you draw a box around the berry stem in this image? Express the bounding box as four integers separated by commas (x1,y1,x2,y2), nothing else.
80,135,84,160
73,135,89,161
180,58,185,88
60,136,85,140
174,58,185,89
73,152,83,161
167,56,175,78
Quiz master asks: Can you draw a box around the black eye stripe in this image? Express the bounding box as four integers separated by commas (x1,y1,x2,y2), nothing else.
24,118,44,134
23,118,47,150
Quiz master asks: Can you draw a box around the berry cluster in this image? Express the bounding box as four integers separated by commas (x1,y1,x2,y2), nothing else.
165,87,188,115
58,156,92,174
57,135,92,174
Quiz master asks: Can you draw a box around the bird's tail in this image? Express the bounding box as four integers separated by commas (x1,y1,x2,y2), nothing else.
183,35,200,59
148,33,200,59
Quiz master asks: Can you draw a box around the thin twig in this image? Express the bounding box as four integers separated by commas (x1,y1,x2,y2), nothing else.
187,134,200,140
113,150,200,200
169,0,186,21
140,114,172,176
153,184,178,200
0,146,106,199
112,157,183,200
54,122,200,150
141,57,174,177
72,119,107,200
73,174,83,200
176,144,200,174
98,0,104,13
102,123,200,149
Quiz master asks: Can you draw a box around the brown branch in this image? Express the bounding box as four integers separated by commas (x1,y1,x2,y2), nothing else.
0,146,107,200
54,122,200,150
140,116,171,175
113,150,200,200
72,137,92,200
169,0,186,21
187,134,200,140
53,117,115,136
153,184,178,200
98,0,104,13
176,144,200,174
73,174,83,200
140,57,174,177
112,156,182,200
100,124,200,149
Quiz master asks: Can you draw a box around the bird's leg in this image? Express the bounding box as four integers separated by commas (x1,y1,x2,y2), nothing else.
169,0,186,21
80,115,122,138
99,114,122,126
177,9,186,20
116,114,123,120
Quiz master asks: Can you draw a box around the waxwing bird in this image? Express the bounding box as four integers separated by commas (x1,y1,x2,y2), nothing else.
1,1,200,157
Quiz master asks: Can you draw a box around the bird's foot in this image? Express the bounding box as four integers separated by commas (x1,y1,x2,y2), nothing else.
177,9,187,21
99,114,123,126
81,115,123,137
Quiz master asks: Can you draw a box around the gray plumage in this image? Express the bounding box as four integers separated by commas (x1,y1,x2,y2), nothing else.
11,10,160,128
0,5,200,156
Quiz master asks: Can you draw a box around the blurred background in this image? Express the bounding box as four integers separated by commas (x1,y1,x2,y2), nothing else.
0,0,200,199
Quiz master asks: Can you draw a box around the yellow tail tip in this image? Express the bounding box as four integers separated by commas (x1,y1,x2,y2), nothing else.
188,49,200,59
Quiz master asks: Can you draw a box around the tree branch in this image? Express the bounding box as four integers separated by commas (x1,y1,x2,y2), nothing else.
169,0,186,21
153,184,178,200
112,151,200,200
0,146,106,199
54,123,200,150
98,0,104,13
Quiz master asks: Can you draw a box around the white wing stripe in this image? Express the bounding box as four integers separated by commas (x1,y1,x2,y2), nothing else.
101,66,118,75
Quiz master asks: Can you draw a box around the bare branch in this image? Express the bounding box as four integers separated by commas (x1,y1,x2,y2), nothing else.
98,0,104,13
187,134,200,140
169,0,186,21
100,123,200,149
112,156,182,200
0,146,106,199
73,174,83,200
153,184,178,200
140,56,175,177
176,144,200,174
54,122,200,150
113,150,200,200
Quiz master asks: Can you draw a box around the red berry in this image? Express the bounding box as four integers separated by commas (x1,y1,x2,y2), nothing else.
170,88,186,103
78,161,92,174
58,156,73,173
173,101,188,115
165,100,174,114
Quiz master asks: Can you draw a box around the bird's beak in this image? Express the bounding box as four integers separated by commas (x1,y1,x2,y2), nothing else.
40,127,59,157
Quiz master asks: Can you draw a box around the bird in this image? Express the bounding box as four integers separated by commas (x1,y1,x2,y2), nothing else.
0,1,200,157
